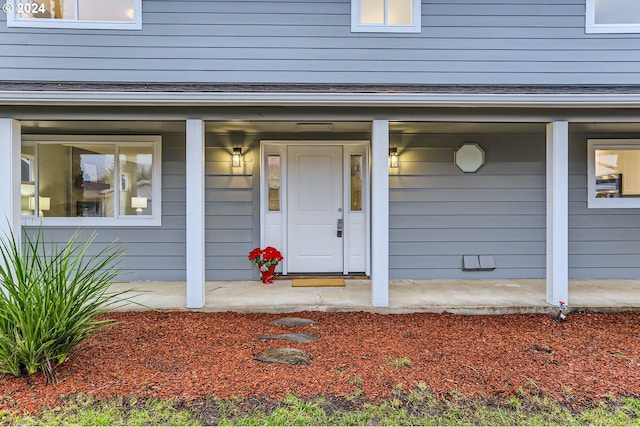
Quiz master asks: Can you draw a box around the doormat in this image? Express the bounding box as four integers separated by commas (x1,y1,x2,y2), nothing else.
292,278,346,287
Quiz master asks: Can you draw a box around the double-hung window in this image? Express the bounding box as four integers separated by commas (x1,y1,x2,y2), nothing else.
586,0,640,33
351,0,421,33
6,0,142,30
21,135,161,226
587,139,640,208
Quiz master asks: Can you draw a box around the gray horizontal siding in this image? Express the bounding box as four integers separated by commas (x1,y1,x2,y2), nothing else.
2,1,640,85
391,128,640,281
391,202,545,215
389,131,547,280
568,132,640,279
204,135,257,281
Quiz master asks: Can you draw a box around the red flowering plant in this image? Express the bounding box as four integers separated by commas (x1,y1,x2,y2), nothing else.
248,246,283,284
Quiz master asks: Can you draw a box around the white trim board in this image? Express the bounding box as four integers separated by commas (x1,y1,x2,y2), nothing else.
3,91,640,108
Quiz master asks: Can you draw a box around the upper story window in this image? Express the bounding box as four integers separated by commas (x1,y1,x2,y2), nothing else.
6,0,142,30
586,0,640,33
21,135,161,227
351,0,421,33
587,139,640,209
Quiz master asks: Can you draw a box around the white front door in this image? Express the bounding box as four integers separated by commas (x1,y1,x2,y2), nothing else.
287,145,344,273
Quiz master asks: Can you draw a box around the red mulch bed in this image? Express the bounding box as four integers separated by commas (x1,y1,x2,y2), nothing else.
1,310,639,414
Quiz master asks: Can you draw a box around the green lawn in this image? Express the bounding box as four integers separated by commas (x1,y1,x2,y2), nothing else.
4,384,640,426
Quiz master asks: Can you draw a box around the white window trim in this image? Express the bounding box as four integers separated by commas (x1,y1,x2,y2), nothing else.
351,0,421,33
21,134,162,227
587,139,640,209
6,0,142,30
585,0,640,34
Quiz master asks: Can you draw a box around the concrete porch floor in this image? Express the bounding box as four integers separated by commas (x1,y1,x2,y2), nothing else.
109,279,640,314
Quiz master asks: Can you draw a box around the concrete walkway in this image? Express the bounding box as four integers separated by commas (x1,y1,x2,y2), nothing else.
109,279,640,314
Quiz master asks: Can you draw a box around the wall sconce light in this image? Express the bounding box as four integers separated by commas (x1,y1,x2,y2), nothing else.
389,147,399,169
131,196,148,214
232,147,242,168
28,196,50,217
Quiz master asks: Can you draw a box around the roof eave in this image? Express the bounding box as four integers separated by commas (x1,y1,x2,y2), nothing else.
2,90,640,108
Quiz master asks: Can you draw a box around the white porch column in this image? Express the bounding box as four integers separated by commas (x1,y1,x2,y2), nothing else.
186,119,206,308
0,119,21,240
546,121,569,306
371,120,390,307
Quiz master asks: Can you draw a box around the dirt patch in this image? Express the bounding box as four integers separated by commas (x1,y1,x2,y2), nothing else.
1,311,639,414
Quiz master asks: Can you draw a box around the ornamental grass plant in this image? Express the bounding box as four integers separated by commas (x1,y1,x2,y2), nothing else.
0,228,127,381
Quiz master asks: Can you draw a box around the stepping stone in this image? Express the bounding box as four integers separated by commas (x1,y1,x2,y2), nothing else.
258,333,320,343
255,347,311,366
269,317,315,327
532,343,554,354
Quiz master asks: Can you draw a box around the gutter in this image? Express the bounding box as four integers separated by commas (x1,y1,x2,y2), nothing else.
2,90,640,108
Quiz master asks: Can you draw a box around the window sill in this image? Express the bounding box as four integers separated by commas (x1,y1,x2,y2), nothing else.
587,199,640,209
7,19,142,30
351,24,421,33
22,216,162,227
586,24,640,34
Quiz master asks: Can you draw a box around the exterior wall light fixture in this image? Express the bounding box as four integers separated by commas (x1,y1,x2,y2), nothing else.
389,147,399,169
232,147,242,168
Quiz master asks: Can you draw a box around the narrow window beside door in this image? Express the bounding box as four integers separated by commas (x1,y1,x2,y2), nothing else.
350,155,363,211
268,155,281,212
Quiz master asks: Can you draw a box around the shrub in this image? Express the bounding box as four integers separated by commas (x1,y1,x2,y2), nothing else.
0,228,127,381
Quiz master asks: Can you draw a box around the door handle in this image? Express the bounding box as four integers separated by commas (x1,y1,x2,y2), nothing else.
337,218,344,238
